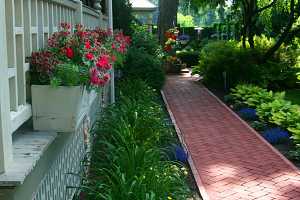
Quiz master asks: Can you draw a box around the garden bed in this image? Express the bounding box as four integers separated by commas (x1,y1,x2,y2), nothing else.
76,79,201,200
205,83,300,169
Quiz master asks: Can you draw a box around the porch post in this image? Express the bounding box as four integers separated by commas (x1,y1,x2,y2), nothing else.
108,0,115,104
0,0,13,174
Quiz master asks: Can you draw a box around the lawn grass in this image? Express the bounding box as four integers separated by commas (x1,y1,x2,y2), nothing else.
285,89,300,106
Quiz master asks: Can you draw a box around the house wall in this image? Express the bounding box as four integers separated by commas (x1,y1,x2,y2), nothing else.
0,0,109,199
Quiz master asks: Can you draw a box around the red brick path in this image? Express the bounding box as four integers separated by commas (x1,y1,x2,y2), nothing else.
163,75,300,200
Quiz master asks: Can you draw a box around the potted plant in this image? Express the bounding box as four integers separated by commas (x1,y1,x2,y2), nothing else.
30,23,130,132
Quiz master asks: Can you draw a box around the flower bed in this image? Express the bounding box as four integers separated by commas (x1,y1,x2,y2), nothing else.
81,79,195,200
226,84,300,165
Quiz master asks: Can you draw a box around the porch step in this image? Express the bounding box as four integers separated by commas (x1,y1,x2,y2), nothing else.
0,131,57,186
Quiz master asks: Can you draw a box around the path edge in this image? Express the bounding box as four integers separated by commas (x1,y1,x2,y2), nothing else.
202,85,300,173
161,90,211,200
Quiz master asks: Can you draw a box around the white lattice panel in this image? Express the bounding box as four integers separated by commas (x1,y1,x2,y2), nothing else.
32,118,89,200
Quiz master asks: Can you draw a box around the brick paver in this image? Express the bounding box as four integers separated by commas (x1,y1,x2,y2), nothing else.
163,75,300,200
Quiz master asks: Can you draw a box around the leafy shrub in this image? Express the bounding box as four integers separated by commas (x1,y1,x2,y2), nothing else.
230,84,285,108
262,127,290,144
250,121,268,131
124,47,165,90
193,40,263,88
176,50,199,67
256,99,300,129
230,84,300,148
193,39,299,89
130,26,162,56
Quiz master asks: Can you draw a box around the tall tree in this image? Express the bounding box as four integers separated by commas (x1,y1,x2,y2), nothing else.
264,0,300,59
158,0,179,44
112,0,134,35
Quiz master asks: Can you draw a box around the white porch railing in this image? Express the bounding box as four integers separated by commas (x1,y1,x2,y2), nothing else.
0,0,108,174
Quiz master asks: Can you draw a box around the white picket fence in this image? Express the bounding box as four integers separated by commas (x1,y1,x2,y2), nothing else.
0,0,108,174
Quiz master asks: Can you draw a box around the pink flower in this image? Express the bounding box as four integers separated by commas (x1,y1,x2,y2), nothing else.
85,53,94,60
103,73,110,81
104,64,112,70
96,55,110,68
90,68,100,85
85,41,91,49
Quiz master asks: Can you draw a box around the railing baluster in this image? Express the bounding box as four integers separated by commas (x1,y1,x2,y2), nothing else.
0,0,13,174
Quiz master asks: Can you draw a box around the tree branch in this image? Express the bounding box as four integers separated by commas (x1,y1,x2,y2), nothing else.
264,0,295,59
256,0,277,13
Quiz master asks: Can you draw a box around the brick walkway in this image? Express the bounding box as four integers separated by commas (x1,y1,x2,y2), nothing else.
162,75,300,200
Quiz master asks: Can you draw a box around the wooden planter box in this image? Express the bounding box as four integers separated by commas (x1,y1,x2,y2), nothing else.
32,85,90,132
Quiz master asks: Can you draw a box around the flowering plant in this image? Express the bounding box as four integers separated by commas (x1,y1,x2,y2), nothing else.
164,28,178,52
30,22,130,88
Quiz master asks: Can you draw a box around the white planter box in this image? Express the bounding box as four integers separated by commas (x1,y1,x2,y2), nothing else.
32,85,90,132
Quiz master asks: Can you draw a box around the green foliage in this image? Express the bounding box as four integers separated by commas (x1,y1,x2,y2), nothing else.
230,84,285,108
176,50,199,67
124,47,165,90
192,40,264,88
177,13,195,27
193,38,299,89
84,79,191,200
230,83,300,150
130,26,162,56
123,27,165,90
113,0,134,35
52,63,81,87
256,99,300,129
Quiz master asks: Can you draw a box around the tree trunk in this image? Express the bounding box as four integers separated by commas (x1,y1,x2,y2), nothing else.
158,0,179,44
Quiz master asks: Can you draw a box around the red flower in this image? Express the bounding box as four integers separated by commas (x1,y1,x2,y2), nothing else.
85,41,91,49
164,45,172,52
65,47,74,59
85,53,94,60
96,55,110,68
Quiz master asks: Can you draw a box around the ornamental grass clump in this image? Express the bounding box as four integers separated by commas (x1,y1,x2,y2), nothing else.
83,79,191,200
30,22,130,88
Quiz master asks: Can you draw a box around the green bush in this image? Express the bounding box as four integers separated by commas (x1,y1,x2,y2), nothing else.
230,84,285,108
124,47,165,90
193,38,299,89
130,26,162,56
84,79,191,200
256,99,300,129
193,40,263,88
176,50,199,67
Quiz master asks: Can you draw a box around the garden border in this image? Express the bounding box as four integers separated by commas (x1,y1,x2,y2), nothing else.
161,90,211,200
202,87,300,172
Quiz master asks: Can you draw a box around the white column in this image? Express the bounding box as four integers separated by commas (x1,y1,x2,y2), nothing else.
108,0,115,103
0,0,13,174
74,0,83,25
